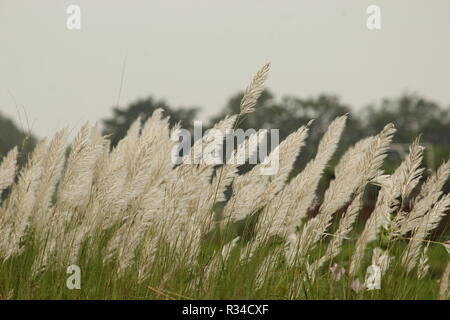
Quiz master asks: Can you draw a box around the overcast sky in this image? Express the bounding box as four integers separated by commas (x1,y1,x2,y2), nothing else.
1,0,449,138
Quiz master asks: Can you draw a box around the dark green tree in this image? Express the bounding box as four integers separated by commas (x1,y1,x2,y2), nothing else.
210,90,364,170
363,94,450,144
102,97,200,146
0,112,36,166
363,94,450,169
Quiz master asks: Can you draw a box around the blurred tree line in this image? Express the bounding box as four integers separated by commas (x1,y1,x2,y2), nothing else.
1,90,449,178
0,112,36,166
2,91,449,171
103,97,199,147
101,91,450,235
0,90,448,233
102,90,450,172
0,90,450,196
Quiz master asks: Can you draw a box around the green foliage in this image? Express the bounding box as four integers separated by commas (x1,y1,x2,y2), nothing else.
0,235,445,300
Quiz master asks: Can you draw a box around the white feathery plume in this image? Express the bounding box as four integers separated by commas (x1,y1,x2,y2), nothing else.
415,160,450,202
254,251,278,290
195,62,271,221
34,126,109,269
321,124,395,220
327,192,364,258
400,160,450,235
153,151,223,264
115,110,170,208
151,63,272,264
384,139,425,236
183,115,237,165
28,130,69,269
402,194,450,272
399,138,425,205
207,131,264,205
115,117,142,170
109,110,234,273
223,124,309,223
171,64,273,258
59,117,145,267
297,124,396,267
343,132,429,276
261,116,346,242
301,138,374,272
57,124,107,209
308,192,364,276
353,138,424,249
33,129,68,229
346,139,424,276
258,124,312,204
103,110,177,270
417,244,430,280
0,147,18,197
98,111,171,237
284,116,346,233
240,62,271,115
0,140,48,258
94,117,141,214
137,240,159,283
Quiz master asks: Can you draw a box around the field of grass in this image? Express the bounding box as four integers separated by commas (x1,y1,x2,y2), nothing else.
0,63,448,300
0,232,447,300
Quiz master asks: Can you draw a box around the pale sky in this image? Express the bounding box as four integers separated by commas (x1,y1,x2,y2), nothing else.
1,0,450,138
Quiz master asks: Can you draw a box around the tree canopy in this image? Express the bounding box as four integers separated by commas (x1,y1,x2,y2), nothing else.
102,97,200,146
102,91,450,170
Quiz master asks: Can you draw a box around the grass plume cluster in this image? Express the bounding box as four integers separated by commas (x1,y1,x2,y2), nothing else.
0,63,449,300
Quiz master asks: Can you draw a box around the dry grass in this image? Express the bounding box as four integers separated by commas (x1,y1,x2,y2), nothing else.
0,63,448,300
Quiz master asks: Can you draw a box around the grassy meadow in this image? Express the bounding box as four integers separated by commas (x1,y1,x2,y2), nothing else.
0,63,448,300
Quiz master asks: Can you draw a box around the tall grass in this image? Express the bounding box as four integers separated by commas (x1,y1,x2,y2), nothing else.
0,63,448,300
